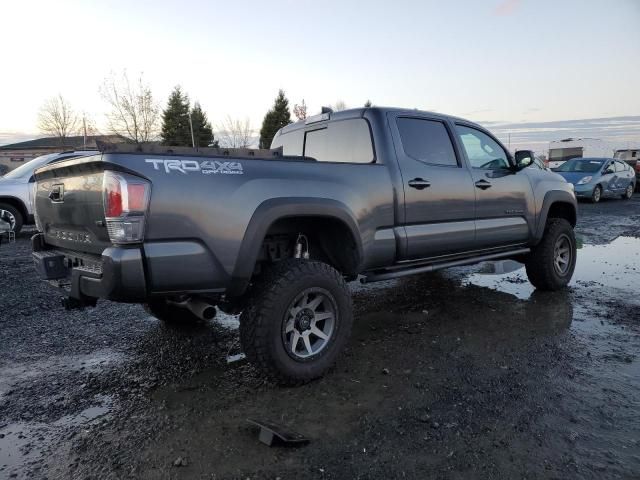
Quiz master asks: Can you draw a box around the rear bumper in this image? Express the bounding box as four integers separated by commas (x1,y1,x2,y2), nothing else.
32,233,229,303
32,233,146,302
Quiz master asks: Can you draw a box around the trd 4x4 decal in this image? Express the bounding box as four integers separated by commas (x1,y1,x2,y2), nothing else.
145,159,244,175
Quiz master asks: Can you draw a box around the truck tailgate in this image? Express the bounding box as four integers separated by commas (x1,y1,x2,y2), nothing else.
34,157,111,255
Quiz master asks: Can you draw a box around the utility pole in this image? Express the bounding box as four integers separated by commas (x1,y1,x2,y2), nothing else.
188,112,196,149
508,132,511,150
83,115,87,149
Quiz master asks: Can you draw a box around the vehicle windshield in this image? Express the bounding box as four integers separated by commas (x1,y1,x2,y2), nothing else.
2,153,58,179
555,158,604,173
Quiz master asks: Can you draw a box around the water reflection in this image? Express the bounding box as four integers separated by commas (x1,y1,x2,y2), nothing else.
464,236,640,300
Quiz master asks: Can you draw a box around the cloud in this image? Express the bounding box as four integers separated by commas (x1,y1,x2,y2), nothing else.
462,108,494,116
494,0,520,16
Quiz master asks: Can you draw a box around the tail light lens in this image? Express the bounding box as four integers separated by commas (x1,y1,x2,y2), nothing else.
635,163,640,173
103,171,150,244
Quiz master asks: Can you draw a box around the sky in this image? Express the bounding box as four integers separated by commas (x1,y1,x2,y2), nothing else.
1,0,639,151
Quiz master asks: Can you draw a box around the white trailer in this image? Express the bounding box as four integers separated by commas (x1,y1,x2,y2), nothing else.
613,145,640,163
547,138,614,169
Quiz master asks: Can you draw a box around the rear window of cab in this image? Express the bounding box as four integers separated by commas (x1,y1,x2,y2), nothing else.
272,119,375,164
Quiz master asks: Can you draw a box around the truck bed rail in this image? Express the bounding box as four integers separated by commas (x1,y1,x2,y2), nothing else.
96,141,286,160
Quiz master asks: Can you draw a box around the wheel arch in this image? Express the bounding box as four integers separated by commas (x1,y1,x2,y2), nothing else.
0,196,28,223
227,198,363,297
533,190,577,244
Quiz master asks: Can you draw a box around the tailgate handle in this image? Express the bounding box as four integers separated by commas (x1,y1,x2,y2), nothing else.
49,184,64,202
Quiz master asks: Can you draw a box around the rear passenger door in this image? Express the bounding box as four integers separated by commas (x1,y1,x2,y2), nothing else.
390,114,476,259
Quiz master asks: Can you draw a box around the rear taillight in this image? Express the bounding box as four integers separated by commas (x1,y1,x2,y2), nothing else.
103,171,150,244
635,164,640,173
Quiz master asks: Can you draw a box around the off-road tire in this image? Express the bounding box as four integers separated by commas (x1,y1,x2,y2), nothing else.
239,260,352,385
0,202,23,235
144,299,203,325
590,185,602,203
525,218,576,291
622,183,634,200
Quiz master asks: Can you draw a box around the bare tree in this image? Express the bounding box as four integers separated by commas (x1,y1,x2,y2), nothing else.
332,100,347,112
100,71,160,143
37,94,78,142
293,99,307,121
217,116,254,148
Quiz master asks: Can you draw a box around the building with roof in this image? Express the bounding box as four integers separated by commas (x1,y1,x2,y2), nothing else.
0,135,125,173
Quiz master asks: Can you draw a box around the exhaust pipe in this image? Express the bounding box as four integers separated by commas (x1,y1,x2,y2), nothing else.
186,298,217,320
170,297,217,321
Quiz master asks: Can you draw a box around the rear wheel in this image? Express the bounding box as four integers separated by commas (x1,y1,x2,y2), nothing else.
144,298,203,325
0,203,23,235
622,183,634,200
525,218,576,291
590,185,602,203
240,260,352,385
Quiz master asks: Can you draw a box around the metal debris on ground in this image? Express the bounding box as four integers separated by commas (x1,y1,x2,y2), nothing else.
246,419,310,447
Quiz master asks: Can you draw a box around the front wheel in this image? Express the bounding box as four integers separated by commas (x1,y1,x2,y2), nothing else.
240,260,352,385
0,202,23,235
622,183,634,200
590,185,602,203
525,218,577,291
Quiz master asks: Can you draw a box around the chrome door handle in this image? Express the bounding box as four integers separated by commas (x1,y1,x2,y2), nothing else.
475,180,492,190
408,178,431,190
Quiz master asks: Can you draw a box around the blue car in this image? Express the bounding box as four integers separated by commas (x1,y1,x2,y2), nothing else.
555,157,636,203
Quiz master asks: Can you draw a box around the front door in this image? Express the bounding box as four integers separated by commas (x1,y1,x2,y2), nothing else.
390,114,476,260
453,124,534,249
600,161,618,196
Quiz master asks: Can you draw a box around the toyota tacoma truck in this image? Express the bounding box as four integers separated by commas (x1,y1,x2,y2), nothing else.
31,107,577,384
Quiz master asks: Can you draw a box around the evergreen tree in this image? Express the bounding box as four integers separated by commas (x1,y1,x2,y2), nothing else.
190,102,216,148
364,99,372,107
160,86,191,146
259,89,292,149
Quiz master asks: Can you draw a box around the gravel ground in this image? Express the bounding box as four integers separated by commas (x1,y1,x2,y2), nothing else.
1,194,639,479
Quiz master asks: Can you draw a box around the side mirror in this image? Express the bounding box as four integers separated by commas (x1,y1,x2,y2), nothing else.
514,150,534,170
603,167,614,175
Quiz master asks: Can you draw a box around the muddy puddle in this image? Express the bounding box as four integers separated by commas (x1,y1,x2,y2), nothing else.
0,394,114,476
0,349,125,399
463,236,640,300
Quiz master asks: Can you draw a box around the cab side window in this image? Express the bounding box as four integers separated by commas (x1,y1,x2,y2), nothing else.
396,118,458,167
456,125,510,170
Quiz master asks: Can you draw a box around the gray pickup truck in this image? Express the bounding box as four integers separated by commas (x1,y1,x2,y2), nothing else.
32,107,577,384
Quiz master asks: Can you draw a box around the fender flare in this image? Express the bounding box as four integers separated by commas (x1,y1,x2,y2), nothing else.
533,190,577,243
226,197,362,297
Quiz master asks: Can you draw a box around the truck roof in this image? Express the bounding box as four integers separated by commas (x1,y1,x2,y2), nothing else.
279,106,481,135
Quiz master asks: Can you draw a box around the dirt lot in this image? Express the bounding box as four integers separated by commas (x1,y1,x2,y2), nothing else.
1,195,639,479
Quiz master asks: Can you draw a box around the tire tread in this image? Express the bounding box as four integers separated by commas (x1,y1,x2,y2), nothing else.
525,218,575,291
239,260,352,385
